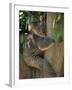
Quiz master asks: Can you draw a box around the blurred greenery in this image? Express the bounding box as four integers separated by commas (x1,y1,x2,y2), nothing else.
52,29,62,42
52,13,64,42
19,11,44,31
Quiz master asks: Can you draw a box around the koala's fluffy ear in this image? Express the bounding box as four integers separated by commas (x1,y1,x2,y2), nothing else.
30,22,45,37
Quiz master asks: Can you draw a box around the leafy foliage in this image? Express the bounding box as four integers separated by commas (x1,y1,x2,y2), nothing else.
19,11,44,31
52,13,64,42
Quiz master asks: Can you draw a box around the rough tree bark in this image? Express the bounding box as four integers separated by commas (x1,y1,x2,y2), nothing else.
46,13,56,36
44,41,64,76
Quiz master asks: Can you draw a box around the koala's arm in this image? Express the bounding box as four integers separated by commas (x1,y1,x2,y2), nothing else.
38,43,54,51
33,34,55,51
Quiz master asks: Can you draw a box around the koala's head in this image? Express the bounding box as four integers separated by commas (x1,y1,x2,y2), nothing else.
30,22,45,37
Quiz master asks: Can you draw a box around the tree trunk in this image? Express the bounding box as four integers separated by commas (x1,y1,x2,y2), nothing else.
44,41,64,76
46,13,56,36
